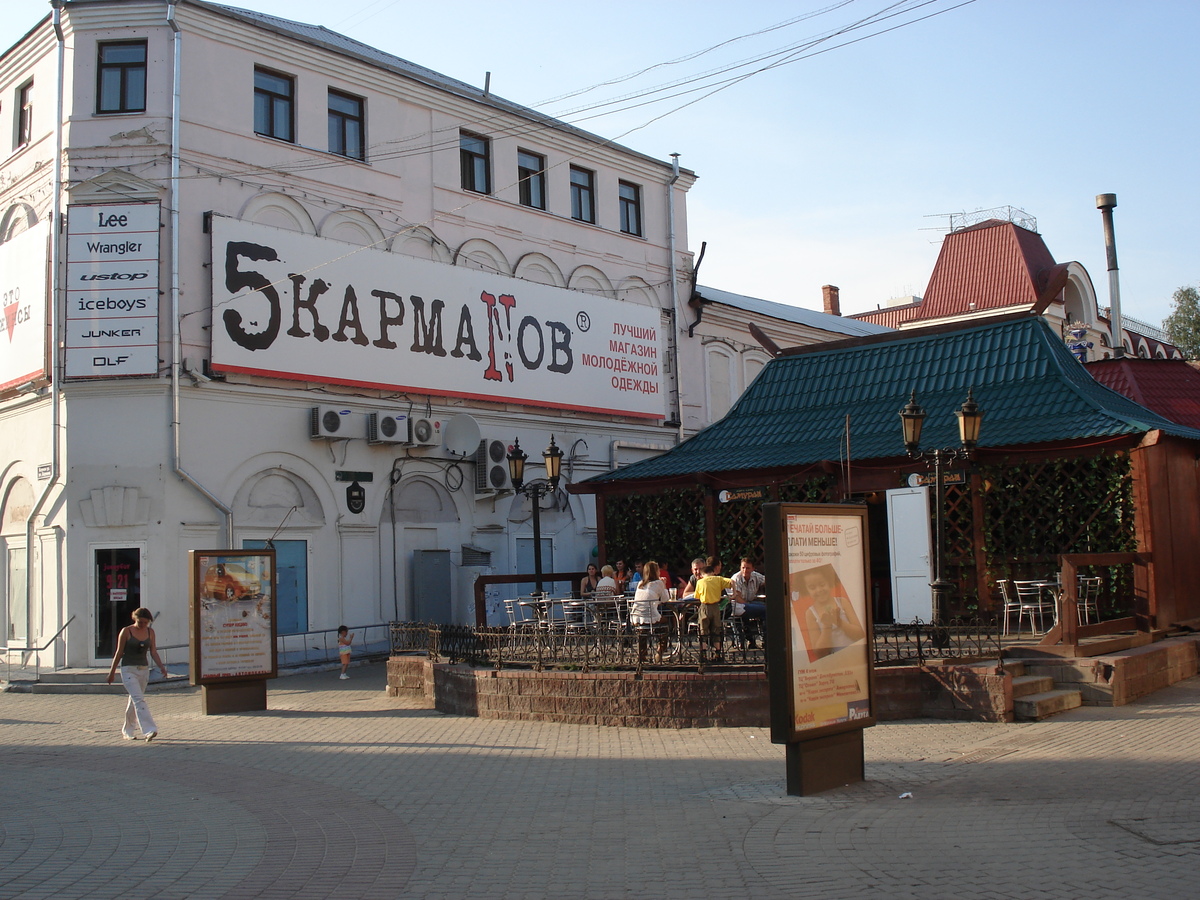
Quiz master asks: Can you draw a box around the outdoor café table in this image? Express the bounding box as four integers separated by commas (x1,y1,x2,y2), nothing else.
583,594,624,632
657,599,699,659
1035,580,1062,628
519,596,564,646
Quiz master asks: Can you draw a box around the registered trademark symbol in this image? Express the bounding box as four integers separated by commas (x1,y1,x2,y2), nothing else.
576,311,591,332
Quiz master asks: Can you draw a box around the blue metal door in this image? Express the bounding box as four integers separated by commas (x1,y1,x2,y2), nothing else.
243,539,307,634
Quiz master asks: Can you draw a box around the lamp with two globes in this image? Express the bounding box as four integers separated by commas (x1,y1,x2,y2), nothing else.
506,435,564,595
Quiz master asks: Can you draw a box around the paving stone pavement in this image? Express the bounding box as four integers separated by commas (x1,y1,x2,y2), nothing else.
2,664,1199,899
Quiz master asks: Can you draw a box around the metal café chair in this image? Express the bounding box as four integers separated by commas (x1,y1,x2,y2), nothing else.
1077,575,1102,625
1012,580,1057,634
997,579,1022,636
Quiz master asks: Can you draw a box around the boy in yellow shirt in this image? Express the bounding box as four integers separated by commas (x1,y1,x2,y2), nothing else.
693,558,736,659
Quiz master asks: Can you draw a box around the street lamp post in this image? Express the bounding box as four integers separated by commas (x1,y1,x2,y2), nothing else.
899,389,984,623
507,435,564,595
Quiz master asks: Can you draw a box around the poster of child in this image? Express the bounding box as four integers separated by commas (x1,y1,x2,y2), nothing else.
790,563,866,663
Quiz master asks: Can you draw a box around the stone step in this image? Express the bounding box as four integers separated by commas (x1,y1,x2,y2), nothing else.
26,676,191,695
1011,674,1054,698
1014,688,1082,721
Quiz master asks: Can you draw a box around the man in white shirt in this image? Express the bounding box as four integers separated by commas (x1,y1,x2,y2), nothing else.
731,558,767,649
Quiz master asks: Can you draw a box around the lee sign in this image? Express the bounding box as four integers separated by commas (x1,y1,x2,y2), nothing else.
210,219,665,418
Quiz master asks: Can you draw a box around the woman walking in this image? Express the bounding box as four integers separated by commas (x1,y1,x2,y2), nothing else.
106,607,168,741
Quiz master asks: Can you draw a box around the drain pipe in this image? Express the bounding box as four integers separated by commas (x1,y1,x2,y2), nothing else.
166,3,232,540
23,3,67,656
666,154,684,442
1096,193,1124,358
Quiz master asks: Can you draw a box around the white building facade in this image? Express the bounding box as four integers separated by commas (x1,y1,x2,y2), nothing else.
1,0,882,667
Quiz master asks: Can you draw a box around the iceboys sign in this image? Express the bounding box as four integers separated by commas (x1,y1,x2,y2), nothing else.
210,218,664,418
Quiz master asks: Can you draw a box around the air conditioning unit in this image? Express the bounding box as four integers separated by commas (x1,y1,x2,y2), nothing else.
409,416,441,447
367,410,409,444
475,438,512,495
310,406,352,439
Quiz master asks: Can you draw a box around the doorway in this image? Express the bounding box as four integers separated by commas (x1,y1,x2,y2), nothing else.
886,487,933,622
243,539,308,634
93,547,142,658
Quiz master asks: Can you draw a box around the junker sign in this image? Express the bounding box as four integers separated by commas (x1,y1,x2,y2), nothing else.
210,218,665,418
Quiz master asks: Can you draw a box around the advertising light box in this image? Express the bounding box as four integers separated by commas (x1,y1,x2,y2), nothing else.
209,218,665,418
0,221,49,391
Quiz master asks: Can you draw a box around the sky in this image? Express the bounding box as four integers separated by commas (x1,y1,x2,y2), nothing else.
4,0,1198,327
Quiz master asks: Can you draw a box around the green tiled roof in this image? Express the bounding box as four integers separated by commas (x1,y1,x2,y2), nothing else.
587,316,1200,485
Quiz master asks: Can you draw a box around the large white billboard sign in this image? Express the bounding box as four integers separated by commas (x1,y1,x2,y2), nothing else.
0,221,49,391
209,218,665,418
65,204,161,378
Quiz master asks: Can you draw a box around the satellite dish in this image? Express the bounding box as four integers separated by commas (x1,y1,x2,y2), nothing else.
443,414,481,457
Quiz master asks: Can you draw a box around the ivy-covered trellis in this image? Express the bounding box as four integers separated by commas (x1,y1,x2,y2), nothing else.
602,476,836,577
928,451,1137,617
600,452,1137,621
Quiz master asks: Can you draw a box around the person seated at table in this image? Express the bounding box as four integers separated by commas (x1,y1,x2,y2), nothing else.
693,560,737,658
630,561,671,662
680,557,706,598
628,559,646,592
658,562,674,597
580,563,600,598
613,560,631,593
731,557,767,648
595,565,618,596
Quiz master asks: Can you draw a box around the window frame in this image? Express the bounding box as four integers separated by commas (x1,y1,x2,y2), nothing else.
570,165,595,224
460,131,491,194
96,40,147,115
15,80,33,149
327,88,365,160
253,67,295,143
517,149,546,210
618,180,642,236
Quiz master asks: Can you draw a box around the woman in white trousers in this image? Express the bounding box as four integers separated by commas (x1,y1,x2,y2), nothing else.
106,607,168,741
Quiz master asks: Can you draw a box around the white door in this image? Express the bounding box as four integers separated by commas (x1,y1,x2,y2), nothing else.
886,487,933,622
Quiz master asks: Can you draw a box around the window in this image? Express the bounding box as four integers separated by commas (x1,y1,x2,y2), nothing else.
570,165,595,223
518,150,549,210
328,89,365,160
97,41,147,114
460,131,490,193
254,68,294,142
619,180,642,236
15,81,32,148
517,149,546,209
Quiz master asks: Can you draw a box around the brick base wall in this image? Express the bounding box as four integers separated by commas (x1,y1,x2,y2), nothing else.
384,659,1014,727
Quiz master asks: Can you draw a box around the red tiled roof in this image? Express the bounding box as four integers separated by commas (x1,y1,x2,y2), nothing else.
1086,358,1200,429
850,219,1059,325
919,219,1057,319
849,300,925,328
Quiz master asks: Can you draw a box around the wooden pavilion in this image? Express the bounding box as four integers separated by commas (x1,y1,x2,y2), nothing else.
573,314,1200,632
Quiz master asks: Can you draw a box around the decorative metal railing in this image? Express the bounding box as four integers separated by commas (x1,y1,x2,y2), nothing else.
390,615,1003,671
872,617,1002,667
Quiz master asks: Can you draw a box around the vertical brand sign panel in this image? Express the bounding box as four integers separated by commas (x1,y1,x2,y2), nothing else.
65,203,160,378
0,221,49,391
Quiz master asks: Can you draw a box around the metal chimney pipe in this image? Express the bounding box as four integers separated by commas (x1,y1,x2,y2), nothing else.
1096,193,1124,357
